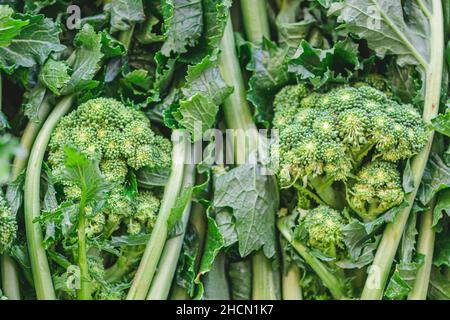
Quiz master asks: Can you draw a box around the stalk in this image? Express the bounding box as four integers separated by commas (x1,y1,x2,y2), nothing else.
277,217,348,299
240,0,270,43
219,14,279,300
282,265,303,300
147,161,195,300
24,95,74,300
127,130,188,300
76,194,90,300
361,0,444,299
280,237,303,300
408,204,436,300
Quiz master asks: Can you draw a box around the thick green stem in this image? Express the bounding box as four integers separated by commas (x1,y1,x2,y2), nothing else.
118,24,135,50
76,195,90,300
408,207,435,300
282,264,303,300
24,95,74,300
277,217,348,299
147,161,195,300
240,0,270,44
202,251,231,300
0,255,21,300
361,0,444,300
219,14,279,300
252,251,280,299
309,177,345,209
126,131,188,300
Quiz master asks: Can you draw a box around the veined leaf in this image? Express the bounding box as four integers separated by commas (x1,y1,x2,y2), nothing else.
214,164,279,258
105,0,145,33
39,58,71,95
161,0,203,56
0,5,29,47
418,153,450,206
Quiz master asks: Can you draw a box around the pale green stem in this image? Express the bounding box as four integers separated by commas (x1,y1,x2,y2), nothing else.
147,161,195,300
126,131,188,300
408,205,435,300
240,0,271,44
24,95,74,300
76,194,90,300
282,264,303,300
361,0,444,299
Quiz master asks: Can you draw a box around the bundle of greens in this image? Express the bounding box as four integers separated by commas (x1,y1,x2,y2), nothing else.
0,0,448,301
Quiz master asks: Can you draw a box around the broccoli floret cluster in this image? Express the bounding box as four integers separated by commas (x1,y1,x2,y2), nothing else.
0,194,17,254
47,98,167,237
272,84,427,187
296,206,346,258
48,98,171,187
347,160,404,221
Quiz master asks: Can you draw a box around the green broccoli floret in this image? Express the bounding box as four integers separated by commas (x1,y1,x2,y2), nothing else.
0,194,17,254
347,160,404,221
296,206,346,258
272,83,427,193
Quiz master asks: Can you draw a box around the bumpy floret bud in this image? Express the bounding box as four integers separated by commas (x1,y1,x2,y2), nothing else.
0,195,17,254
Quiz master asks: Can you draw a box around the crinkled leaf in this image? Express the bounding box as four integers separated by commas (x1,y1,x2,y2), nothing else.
214,164,279,258
433,232,450,268
23,0,57,14
385,259,423,300
61,146,112,205
182,55,233,105
167,185,193,233
402,159,415,193
215,209,237,247
175,223,199,296
22,82,46,121
433,189,450,228
429,268,450,300
329,0,430,68
0,12,64,73
136,166,170,188
431,112,450,137
173,94,219,141
418,153,450,206
6,171,25,215
160,0,203,56
100,31,127,59
247,37,291,125
105,0,145,33
136,15,165,44
0,5,29,47
38,58,71,95
202,0,231,52
61,24,104,94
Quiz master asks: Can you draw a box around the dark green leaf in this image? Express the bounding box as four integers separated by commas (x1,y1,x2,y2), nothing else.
160,0,203,56
214,164,279,258
418,153,450,206
215,209,237,247
22,82,46,121
136,166,170,188
428,267,450,300
431,112,450,137
433,232,450,268
167,185,193,232
105,0,145,33
228,259,252,300
38,59,71,95
433,189,450,228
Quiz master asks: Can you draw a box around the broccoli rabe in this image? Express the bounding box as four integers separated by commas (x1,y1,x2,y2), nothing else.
347,160,404,221
272,84,427,212
0,194,17,254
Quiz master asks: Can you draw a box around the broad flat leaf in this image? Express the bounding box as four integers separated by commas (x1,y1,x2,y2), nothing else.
24,0,57,14
173,94,219,141
61,24,104,94
418,153,450,206
214,164,279,258
329,0,430,68
431,112,450,137
161,0,203,56
39,58,71,95
182,55,233,105
105,0,145,33
0,13,64,72
0,5,29,47
175,224,199,296
202,0,231,51
215,209,237,247
167,186,193,232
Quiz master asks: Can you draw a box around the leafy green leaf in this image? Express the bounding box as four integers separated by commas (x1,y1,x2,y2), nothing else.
215,209,237,247
0,12,64,72
202,0,231,52
175,223,199,296
431,111,450,137
214,164,279,258
167,186,193,232
418,153,450,206
433,232,450,268
22,82,46,121
182,55,233,105
136,166,170,188
0,5,29,47
329,0,430,68
61,146,112,205
173,94,219,141
247,37,291,124
39,58,71,95
61,24,104,94
161,0,203,56
105,0,145,33
428,267,450,300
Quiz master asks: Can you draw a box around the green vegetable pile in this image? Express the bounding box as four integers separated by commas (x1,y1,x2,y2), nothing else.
0,0,449,301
